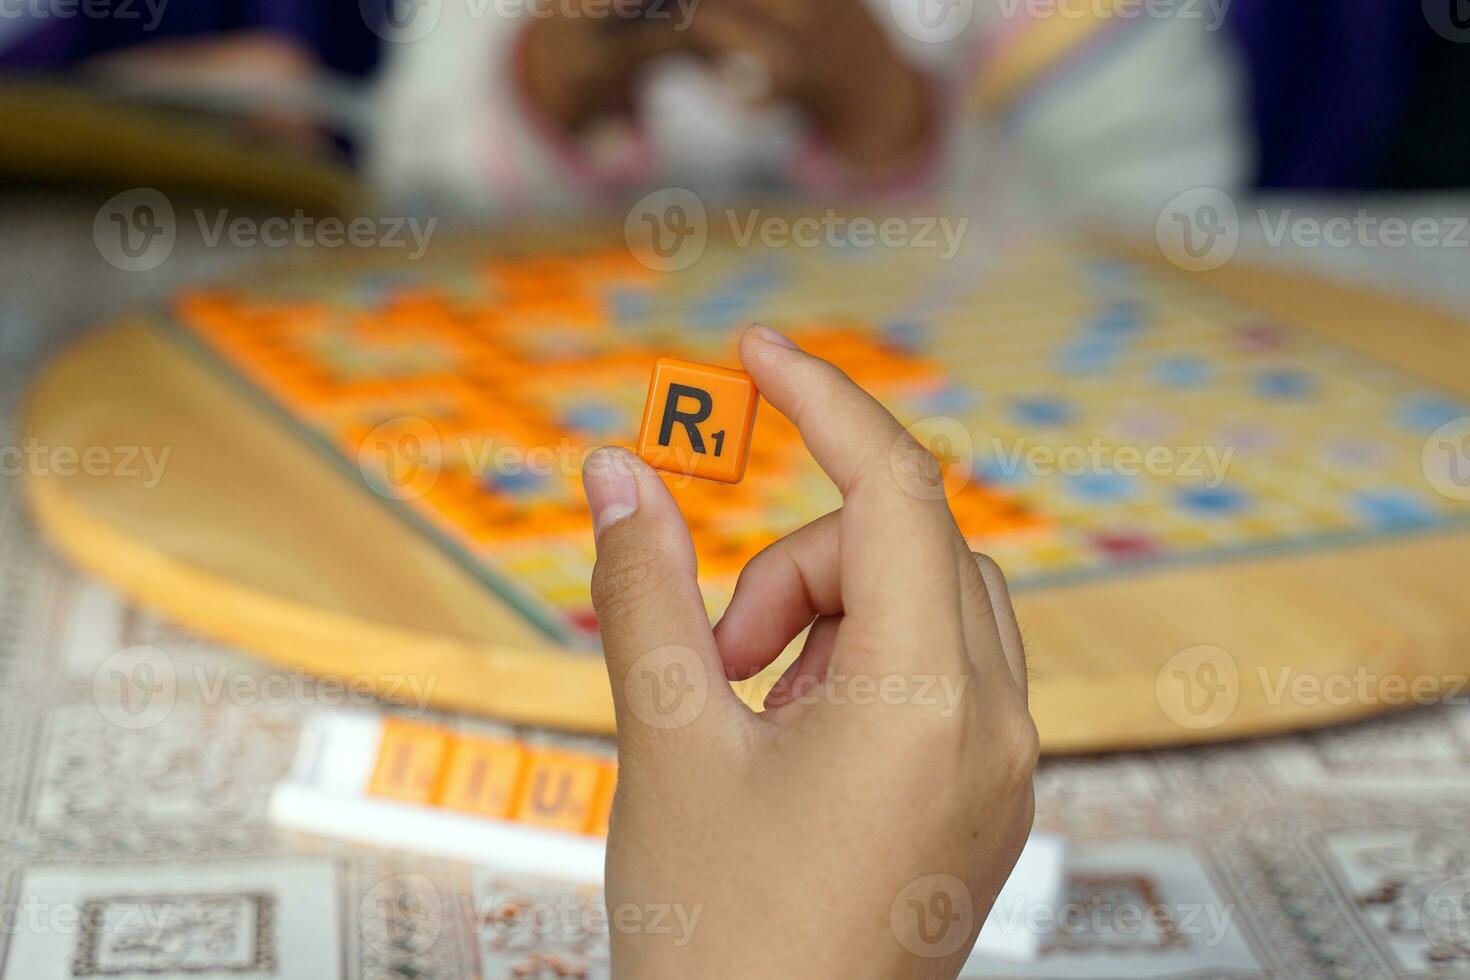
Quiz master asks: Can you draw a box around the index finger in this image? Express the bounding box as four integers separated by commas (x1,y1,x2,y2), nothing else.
738,324,965,661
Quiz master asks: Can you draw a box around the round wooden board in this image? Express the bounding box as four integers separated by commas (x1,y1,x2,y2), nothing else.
21,254,1470,752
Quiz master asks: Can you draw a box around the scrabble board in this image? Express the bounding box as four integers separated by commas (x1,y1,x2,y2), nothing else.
23,223,1470,750
166,237,1470,644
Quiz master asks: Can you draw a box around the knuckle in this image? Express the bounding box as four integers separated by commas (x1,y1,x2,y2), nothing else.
972,552,1007,591
1001,712,1042,786
590,538,669,620
789,358,855,422
806,355,857,392
890,430,945,488
732,535,781,588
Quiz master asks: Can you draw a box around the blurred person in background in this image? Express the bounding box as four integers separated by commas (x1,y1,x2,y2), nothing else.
0,0,1462,214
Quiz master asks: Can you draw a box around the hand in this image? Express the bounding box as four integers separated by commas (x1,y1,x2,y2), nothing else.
520,2,681,131
682,0,935,174
580,325,1037,978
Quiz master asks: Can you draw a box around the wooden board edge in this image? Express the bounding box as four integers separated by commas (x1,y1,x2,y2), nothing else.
1109,236,1470,398
24,465,620,734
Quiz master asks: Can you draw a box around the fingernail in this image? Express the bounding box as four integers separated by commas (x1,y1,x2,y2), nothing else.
583,448,639,538
751,323,799,350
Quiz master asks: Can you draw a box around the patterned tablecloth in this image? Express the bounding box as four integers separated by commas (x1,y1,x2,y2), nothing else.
2,191,1469,979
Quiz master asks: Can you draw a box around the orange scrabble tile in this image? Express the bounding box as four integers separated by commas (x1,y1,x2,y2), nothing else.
636,357,758,484
368,719,451,803
586,763,618,837
513,748,605,833
434,735,528,818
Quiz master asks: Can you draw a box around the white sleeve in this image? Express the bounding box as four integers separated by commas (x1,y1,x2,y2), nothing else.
1003,16,1255,213
365,7,596,217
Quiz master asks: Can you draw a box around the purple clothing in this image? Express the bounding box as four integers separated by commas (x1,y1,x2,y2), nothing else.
1224,1,1434,189
0,0,382,76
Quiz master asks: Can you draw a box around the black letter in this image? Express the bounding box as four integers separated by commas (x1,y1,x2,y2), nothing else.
659,384,713,453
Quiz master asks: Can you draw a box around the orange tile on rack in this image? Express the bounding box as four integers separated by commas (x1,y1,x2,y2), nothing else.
513,748,605,833
586,763,618,837
368,719,451,804
636,357,759,484
435,735,527,818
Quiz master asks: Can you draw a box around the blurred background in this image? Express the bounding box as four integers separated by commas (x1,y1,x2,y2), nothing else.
3,3,1470,979
2,0,1468,336
2,0,1469,213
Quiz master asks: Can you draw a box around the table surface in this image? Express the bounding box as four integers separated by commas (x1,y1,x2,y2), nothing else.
2,190,1469,979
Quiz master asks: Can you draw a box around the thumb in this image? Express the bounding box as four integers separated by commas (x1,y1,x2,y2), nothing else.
583,447,737,741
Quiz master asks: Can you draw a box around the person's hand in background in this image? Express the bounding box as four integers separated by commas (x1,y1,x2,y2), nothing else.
520,2,683,132
681,0,935,175
580,325,1037,978
520,0,933,176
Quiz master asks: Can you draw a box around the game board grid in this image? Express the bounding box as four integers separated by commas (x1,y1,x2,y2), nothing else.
168,238,1470,643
